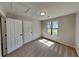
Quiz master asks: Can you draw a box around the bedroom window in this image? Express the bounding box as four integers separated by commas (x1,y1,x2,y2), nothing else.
47,21,58,36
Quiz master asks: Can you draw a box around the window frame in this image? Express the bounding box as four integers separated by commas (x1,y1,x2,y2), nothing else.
47,21,59,36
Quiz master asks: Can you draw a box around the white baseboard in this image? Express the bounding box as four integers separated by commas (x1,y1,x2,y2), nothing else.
55,40,75,48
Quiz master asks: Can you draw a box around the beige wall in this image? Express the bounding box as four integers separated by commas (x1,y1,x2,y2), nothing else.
75,12,79,56
41,14,75,47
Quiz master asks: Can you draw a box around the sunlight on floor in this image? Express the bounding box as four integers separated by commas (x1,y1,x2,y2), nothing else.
38,39,54,47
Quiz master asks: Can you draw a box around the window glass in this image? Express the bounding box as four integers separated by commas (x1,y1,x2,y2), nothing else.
52,29,58,36
52,21,58,28
47,22,51,29
47,21,58,36
48,29,51,35
47,22,52,35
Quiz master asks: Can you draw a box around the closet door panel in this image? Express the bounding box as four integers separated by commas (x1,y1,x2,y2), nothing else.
23,21,33,44
28,23,33,41
6,19,15,53
14,20,23,48
6,18,23,54
23,21,29,44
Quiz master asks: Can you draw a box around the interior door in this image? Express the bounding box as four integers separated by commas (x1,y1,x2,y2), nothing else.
6,18,23,54
23,20,33,44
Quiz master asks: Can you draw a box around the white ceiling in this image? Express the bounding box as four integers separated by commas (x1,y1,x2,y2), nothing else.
0,2,79,20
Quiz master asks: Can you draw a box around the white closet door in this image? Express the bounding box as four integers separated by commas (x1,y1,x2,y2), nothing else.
14,20,23,49
24,21,33,44
6,19,15,53
6,18,23,54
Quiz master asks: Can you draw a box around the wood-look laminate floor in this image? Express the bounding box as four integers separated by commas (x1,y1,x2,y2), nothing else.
6,39,78,57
